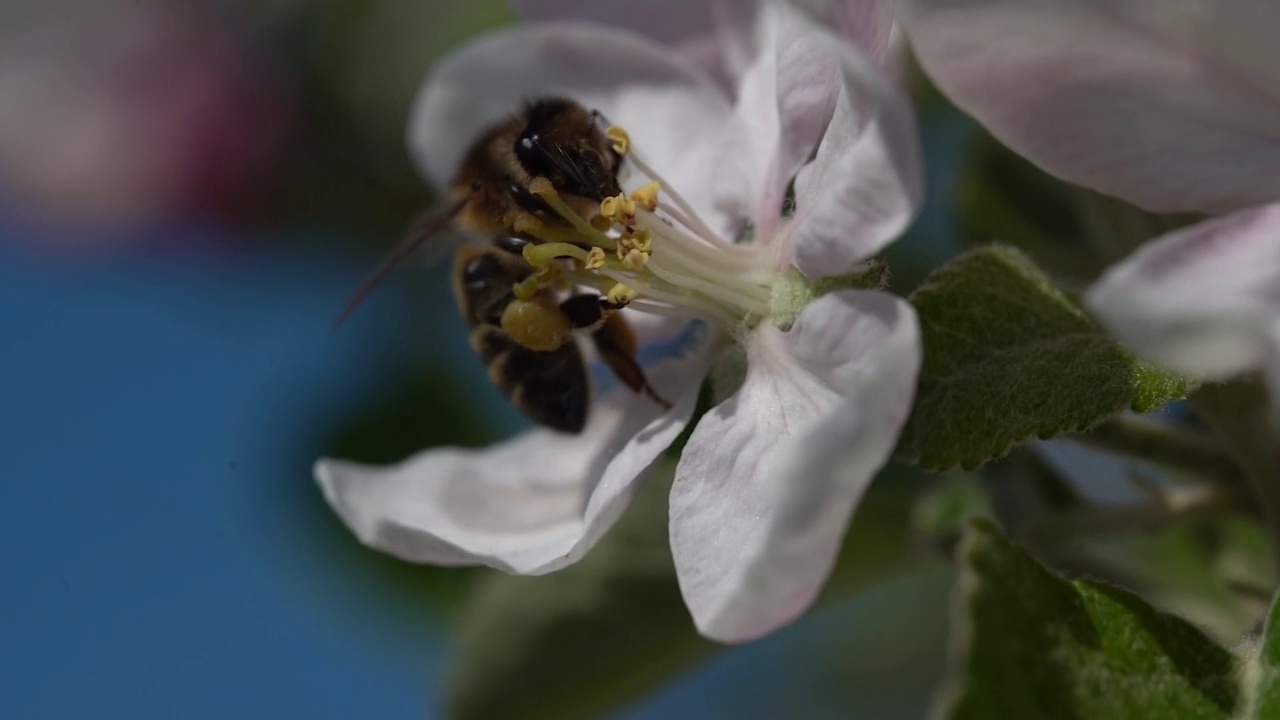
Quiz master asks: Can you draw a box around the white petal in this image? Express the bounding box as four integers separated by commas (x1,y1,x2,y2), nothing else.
715,3,840,240
510,0,759,91
798,0,897,66
1085,203,1280,382
670,290,921,642
408,22,733,223
904,0,1280,214
315,344,712,575
786,22,923,279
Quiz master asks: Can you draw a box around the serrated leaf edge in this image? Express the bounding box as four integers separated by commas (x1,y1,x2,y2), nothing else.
903,245,1192,472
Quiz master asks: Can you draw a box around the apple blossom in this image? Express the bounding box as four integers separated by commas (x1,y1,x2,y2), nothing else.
316,1,924,642
904,0,1280,404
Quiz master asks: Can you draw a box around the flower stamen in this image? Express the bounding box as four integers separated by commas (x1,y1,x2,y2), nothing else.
529,177,617,248
606,125,631,155
522,241,592,267
606,282,637,306
631,181,660,213
520,120,779,332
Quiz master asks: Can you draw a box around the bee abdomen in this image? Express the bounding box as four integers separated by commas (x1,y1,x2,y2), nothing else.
470,326,589,433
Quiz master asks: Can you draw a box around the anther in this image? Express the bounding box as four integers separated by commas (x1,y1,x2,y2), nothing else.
600,193,636,225
606,125,631,155
631,181,661,212
508,212,542,234
606,283,637,306
621,249,649,270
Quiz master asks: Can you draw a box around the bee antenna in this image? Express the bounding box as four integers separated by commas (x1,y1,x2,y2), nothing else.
335,198,465,326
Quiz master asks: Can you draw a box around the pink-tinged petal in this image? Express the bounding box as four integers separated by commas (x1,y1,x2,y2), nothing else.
670,290,920,642
510,0,759,91
618,309,691,348
715,3,840,238
801,0,897,66
315,344,712,575
904,0,1280,214
1085,203,1280,383
786,25,923,279
408,22,733,225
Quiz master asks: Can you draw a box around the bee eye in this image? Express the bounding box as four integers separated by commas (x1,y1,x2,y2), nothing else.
494,236,530,255
515,132,557,179
463,255,500,289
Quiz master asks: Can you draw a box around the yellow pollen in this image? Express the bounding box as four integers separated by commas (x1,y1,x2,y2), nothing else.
600,196,619,220
632,228,652,252
616,228,652,267
631,181,661,212
606,125,631,155
585,247,606,270
528,176,555,197
509,211,542,234
621,248,649,270
606,283,637,306
501,298,569,351
600,193,636,225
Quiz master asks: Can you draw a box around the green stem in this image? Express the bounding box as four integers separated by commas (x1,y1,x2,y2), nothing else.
1026,482,1253,548
1071,415,1248,485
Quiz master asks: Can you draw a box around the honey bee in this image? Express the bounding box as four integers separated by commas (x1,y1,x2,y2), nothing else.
340,97,667,433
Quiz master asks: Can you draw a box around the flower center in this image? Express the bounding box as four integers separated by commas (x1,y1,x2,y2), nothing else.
513,124,774,330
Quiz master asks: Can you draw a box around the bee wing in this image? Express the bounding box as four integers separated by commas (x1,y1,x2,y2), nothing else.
335,198,466,325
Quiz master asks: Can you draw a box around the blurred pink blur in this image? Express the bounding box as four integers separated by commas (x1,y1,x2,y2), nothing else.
0,0,296,251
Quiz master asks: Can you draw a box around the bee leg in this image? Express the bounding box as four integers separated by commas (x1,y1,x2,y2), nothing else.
558,294,608,332
592,313,672,410
558,294,670,409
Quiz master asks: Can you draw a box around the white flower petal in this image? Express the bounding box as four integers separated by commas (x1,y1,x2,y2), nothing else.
670,290,920,642
715,3,840,240
315,344,712,575
408,21,733,223
1085,203,1280,383
904,0,1280,214
799,0,897,66
786,23,923,279
510,0,759,91
616,310,701,352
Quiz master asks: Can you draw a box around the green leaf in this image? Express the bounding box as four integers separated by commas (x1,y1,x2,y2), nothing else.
1070,520,1275,645
937,519,1239,720
448,459,708,720
1249,592,1280,717
897,245,1192,471
448,461,930,720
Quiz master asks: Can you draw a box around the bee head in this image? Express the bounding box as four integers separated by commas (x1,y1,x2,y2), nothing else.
515,97,622,202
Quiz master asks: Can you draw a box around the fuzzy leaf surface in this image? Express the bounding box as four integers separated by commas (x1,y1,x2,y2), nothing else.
899,246,1191,470
937,519,1238,720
